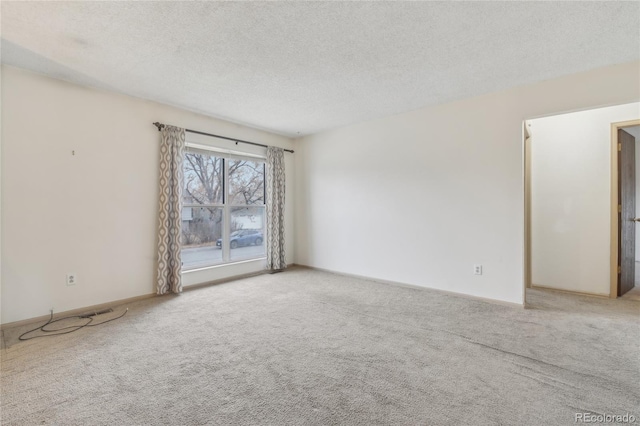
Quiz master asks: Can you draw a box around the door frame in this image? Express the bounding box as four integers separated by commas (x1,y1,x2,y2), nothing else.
610,119,640,298
523,122,532,291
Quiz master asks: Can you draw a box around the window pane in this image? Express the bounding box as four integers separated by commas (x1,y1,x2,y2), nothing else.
230,206,265,261
183,152,223,205
181,207,224,270
228,159,265,205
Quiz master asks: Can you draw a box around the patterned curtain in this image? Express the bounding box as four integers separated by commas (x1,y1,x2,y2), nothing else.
157,125,185,294
266,146,286,270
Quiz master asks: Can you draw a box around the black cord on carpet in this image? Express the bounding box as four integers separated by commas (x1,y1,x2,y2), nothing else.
18,308,128,341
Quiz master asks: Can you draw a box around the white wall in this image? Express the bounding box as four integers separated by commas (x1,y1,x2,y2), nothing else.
1,66,295,324
295,61,640,305
0,65,3,325
529,104,640,295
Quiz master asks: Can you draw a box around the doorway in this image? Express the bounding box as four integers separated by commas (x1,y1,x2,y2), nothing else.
611,121,640,298
523,104,640,303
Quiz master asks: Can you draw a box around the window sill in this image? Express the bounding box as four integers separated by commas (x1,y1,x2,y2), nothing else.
182,257,266,274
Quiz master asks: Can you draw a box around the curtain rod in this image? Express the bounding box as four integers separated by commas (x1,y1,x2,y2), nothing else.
152,122,294,154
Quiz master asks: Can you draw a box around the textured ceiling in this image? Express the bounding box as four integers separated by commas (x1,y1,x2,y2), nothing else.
2,1,639,136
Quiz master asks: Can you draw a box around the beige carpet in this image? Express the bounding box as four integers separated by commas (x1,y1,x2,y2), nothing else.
1,267,639,425
623,286,640,302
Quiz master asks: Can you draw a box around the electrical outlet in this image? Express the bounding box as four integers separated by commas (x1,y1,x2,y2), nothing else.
66,273,77,286
474,265,483,275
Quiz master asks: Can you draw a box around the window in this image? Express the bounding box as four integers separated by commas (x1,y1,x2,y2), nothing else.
181,148,265,270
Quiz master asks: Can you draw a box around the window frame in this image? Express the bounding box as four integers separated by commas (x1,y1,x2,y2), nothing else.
182,142,266,271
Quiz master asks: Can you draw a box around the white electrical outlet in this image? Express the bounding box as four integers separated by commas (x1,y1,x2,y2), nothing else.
66,273,77,286
474,265,483,275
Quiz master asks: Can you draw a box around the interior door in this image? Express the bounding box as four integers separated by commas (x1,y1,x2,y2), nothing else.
618,129,636,296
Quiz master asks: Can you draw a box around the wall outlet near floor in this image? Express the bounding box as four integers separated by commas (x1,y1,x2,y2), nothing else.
66,273,77,286
474,265,483,275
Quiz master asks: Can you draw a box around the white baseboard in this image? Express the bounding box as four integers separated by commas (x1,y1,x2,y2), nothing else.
530,284,610,298
293,264,523,308
1,292,156,331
